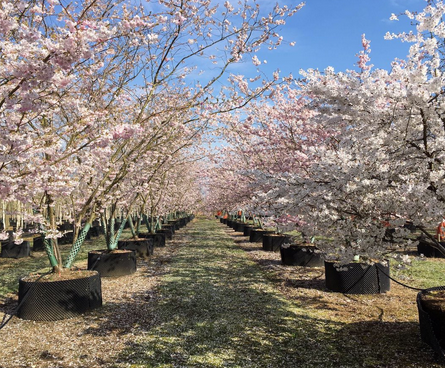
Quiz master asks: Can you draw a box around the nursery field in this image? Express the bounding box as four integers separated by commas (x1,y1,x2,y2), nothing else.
0,217,444,368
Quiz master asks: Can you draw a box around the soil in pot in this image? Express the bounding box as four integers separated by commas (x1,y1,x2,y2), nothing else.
17,270,102,321
88,249,136,277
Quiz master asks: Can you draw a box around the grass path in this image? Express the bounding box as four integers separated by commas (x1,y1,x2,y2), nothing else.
1,217,442,367
114,218,364,368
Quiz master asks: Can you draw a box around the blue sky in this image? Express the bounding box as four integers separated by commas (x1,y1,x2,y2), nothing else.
255,0,429,77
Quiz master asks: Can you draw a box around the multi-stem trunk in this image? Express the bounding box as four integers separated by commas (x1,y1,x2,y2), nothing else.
63,207,96,270
102,208,127,251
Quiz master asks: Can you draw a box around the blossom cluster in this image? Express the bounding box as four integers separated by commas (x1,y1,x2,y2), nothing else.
0,0,301,269
206,1,445,264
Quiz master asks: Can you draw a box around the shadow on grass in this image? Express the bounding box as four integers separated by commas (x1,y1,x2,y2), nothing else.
84,219,443,368
236,242,263,251
334,320,440,367
284,275,326,291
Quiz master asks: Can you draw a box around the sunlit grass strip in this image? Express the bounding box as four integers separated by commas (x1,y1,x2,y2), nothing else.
391,257,445,289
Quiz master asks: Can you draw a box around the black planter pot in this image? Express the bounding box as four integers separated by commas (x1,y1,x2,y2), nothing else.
243,225,255,237
249,229,274,243
157,228,173,240
8,219,17,231
89,225,103,238
220,218,224,224
114,221,131,231
280,244,324,267
179,217,187,228
118,238,154,258
162,224,175,235
417,286,445,359
17,270,102,321
58,232,74,245
234,222,246,233
58,221,72,232
139,232,166,247
417,239,445,258
88,250,136,277
58,222,74,245
324,261,390,294
168,220,180,231
226,219,233,228
1,240,30,258
32,236,45,252
262,234,291,252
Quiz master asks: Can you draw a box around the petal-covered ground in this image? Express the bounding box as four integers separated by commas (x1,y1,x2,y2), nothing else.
0,218,443,367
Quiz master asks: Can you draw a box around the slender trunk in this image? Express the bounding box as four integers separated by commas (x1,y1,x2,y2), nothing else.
128,214,137,238
136,215,142,235
102,215,110,246
155,216,161,232
109,216,115,248
45,193,62,273
43,238,59,270
150,213,155,234
63,208,96,269
143,213,151,233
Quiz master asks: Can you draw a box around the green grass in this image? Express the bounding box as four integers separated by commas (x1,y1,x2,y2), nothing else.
391,257,445,289
1,219,445,367
112,218,443,368
115,219,339,368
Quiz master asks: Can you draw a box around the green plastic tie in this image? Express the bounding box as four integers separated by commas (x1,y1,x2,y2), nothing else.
43,238,59,268
109,218,127,250
128,215,136,237
64,223,91,269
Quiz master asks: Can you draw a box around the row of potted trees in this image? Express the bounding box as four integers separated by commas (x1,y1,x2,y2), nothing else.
220,213,389,294
204,1,445,358
220,211,445,357
13,212,194,321
0,0,301,324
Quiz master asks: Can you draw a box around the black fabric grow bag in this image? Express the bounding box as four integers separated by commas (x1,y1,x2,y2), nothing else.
17,271,102,321
324,261,390,294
